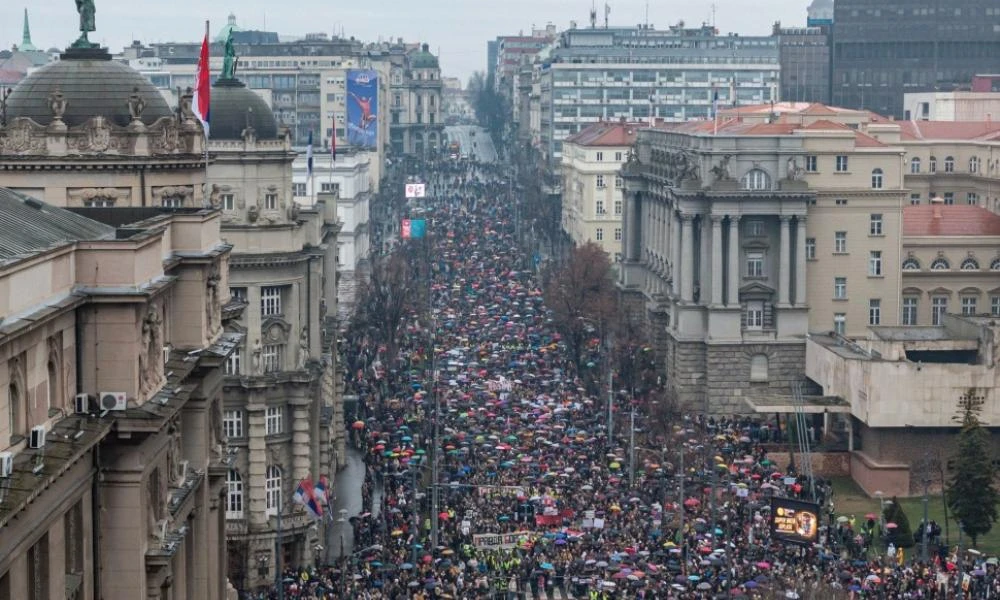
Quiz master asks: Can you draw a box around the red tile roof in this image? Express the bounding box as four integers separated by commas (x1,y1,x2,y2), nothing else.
904,205,1000,236
898,120,1000,141
564,121,643,147
853,131,887,147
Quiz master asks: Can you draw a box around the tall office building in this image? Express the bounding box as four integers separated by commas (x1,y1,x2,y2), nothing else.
831,0,1000,118
775,25,830,104
536,24,779,165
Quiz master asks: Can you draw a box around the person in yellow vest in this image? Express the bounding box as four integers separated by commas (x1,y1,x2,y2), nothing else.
897,547,904,566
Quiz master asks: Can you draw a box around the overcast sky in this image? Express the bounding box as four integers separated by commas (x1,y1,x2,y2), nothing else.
3,0,810,82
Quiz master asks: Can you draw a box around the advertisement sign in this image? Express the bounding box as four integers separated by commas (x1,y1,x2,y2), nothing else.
476,486,525,498
346,69,378,149
409,219,426,239
770,497,820,546
472,530,533,550
401,219,412,239
405,183,426,198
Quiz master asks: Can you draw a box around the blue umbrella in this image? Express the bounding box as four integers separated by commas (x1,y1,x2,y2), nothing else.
400,563,414,570
541,563,554,570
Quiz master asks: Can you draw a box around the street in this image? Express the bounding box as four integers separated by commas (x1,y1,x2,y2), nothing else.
444,125,497,163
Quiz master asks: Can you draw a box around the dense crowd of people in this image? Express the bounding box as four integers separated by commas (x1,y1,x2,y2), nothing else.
259,155,1000,599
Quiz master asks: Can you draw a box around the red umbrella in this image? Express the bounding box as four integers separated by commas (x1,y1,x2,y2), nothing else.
352,420,366,430
684,498,700,507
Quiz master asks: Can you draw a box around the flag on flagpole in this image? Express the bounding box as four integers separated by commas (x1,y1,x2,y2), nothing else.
191,24,211,138
315,475,329,506
330,115,337,162
306,130,314,178
293,478,323,519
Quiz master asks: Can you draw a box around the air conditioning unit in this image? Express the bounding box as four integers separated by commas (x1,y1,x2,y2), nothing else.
99,392,128,412
162,345,171,365
29,426,46,449
74,393,91,414
0,452,12,478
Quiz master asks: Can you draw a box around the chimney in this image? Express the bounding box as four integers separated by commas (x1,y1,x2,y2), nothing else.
930,195,945,220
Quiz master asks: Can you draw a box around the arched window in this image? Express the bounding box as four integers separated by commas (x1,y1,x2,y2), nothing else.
265,465,282,517
960,257,980,271
226,470,244,519
930,257,950,270
929,156,937,172
901,257,921,271
991,257,1000,271
970,156,981,174
750,354,769,382
944,156,955,172
742,169,771,191
7,382,21,441
910,157,921,174
871,168,884,189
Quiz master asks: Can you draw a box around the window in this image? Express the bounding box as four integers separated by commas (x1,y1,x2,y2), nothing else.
742,169,770,191
960,257,980,271
614,176,624,190
902,297,918,325
321,182,340,195
805,155,817,172
225,346,242,375
293,183,307,196
871,168,884,189
834,277,847,299
835,155,849,172
869,214,883,235
992,295,1000,317
746,252,764,277
746,220,765,237
595,228,604,241
265,193,279,210
162,196,183,208
901,257,920,271
930,257,950,270
8,381,21,442
261,286,283,316
596,200,606,215
226,470,244,519
614,152,623,162
84,198,115,207
595,175,606,189
265,405,283,435
805,237,816,260
992,257,1000,271
745,302,764,329
869,251,883,276
929,156,936,172
614,228,622,241
27,532,49,600
970,156,981,173
961,296,978,315
910,193,921,205
943,192,954,205
223,409,243,439
262,344,283,373
220,193,235,211
834,231,847,253
614,199,622,215
749,354,769,382
967,192,979,205
910,157,921,173
230,287,247,302
944,156,954,172
931,296,948,325
265,465,282,517
868,299,881,325
596,152,604,161
833,313,846,336
835,198,848,206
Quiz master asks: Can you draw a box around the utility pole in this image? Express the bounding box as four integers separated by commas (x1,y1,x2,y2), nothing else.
607,363,614,443
275,489,284,600
678,441,685,571
411,467,419,564
628,406,636,487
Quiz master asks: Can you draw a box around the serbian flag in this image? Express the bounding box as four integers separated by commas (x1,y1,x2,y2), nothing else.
330,115,337,162
293,478,323,519
314,475,329,506
306,130,314,179
192,25,211,138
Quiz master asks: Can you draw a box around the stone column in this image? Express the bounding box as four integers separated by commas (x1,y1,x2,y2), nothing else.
796,216,808,305
671,210,681,296
680,215,694,302
625,192,638,261
699,216,711,304
292,403,310,484
711,216,724,306
779,216,791,306
247,398,268,527
727,216,740,306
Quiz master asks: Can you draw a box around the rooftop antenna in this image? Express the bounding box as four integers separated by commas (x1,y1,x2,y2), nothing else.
590,1,597,28
605,3,611,28
712,4,717,28
645,1,650,29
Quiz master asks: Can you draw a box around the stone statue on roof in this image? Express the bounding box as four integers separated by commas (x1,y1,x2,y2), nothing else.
221,30,237,80
72,0,97,49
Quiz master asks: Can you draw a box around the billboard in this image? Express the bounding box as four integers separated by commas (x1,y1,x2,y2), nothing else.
472,531,533,550
401,219,426,239
346,69,378,149
770,497,820,546
405,183,426,198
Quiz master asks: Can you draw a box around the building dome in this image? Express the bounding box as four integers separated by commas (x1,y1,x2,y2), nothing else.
410,44,439,69
209,78,279,140
5,51,172,128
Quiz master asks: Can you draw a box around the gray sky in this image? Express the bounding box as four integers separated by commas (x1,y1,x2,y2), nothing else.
3,0,810,82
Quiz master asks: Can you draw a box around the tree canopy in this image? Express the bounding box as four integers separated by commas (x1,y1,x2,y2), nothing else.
946,391,1000,546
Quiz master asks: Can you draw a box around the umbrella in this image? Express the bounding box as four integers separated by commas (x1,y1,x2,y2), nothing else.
352,420,366,430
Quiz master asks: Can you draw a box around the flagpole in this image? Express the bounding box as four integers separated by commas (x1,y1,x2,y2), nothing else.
329,113,336,188
203,21,210,183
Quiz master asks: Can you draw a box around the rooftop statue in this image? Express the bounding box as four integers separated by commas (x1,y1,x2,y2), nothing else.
72,0,97,49
221,30,237,80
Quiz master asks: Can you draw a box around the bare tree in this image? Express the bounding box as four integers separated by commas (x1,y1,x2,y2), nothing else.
351,249,419,368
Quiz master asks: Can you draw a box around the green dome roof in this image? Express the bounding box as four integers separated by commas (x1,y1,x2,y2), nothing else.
410,44,439,69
